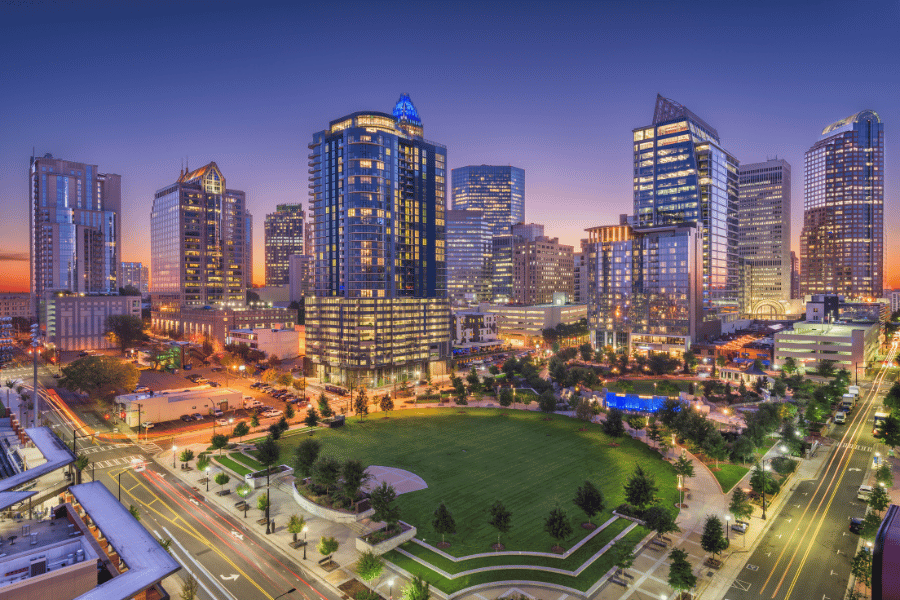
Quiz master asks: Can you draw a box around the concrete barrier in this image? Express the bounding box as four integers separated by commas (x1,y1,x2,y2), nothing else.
290,481,374,523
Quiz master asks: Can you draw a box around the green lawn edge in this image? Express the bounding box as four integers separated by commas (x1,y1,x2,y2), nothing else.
229,451,264,471
399,518,630,571
710,464,749,493
214,455,252,477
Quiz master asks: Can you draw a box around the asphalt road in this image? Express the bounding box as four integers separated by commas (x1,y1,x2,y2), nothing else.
726,342,897,600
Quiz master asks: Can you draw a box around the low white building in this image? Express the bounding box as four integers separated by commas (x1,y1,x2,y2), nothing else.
773,322,880,373
477,302,587,347
44,293,142,351
226,327,303,359
116,387,242,426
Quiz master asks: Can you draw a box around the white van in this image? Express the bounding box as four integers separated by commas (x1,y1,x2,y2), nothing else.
834,411,846,424
858,485,873,501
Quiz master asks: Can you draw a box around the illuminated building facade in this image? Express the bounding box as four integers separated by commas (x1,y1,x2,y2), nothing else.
29,154,121,302
264,203,305,286
150,162,248,310
513,234,574,305
491,223,544,304
446,209,491,305
305,94,451,385
119,261,149,294
585,220,703,353
800,110,884,299
633,95,740,324
738,159,791,314
451,165,525,237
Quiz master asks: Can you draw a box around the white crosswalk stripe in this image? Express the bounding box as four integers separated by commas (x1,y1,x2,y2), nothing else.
138,443,162,453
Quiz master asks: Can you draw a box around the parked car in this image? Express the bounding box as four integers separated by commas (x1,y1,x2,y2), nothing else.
211,367,223,372
261,409,283,418
209,381,220,387
191,413,204,421
141,421,155,429
134,385,150,393
180,415,192,422
215,418,229,426
849,517,864,534
731,520,748,533
244,399,263,409
858,485,874,501
212,408,224,417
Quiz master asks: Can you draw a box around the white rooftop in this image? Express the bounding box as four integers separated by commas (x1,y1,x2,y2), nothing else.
0,427,75,511
69,482,180,600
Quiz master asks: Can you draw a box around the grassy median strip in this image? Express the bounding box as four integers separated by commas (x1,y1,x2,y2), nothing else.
229,452,264,471
214,455,252,477
399,518,630,572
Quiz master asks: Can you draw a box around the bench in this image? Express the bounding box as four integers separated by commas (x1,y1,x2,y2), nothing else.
650,538,668,548
609,577,627,587
318,556,332,566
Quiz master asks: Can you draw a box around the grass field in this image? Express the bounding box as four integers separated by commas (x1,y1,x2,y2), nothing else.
274,408,677,556
229,451,263,471
710,463,750,493
214,455,252,477
605,379,694,395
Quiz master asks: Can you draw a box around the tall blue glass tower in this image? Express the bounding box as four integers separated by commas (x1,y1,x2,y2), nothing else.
633,95,740,326
451,165,525,238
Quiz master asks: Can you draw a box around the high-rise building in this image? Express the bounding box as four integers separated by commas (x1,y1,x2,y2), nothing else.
288,253,314,303
446,209,491,305
150,162,248,310
119,262,149,295
791,251,800,300
800,110,884,299
585,220,703,353
573,250,589,304
305,95,451,385
29,154,121,303
513,234,574,305
245,209,254,288
490,223,544,304
633,95,740,325
738,159,791,314
451,165,525,238
264,204,305,286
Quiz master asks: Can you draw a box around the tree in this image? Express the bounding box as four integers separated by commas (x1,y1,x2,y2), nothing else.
73,454,89,484
667,547,697,597
129,505,140,521
608,538,636,579
450,375,467,404
544,506,573,549
575,398,593,422
879,414,900,450
700,515,728,558
180,574,199,600
750,463,779,496
236,482,251,498
370,482,400,530
356,549,384,584
573,480,605,525
729,487,753,522
579,343,594,362
860,511,883,541
730,435,755,464
196,454,210,473
683,350,697,375
647,420,662,448
342,459,370,502
294,438,322,479
257,494,270,512
232,421,250,442
624,464,658,512
285,403,295,421
488,500,512,547
432,502,456,544
876,463,893,488
318,392,333,418
466,367,482,394
851,548,873,591
312,457,342,494
816,359,837,378
288,514,306,543
250,413,260,428
215,472,231,491
703,430,729,469
869,484,890,514
538,389,557,413
105,314,145,353
402,574,431,600
643,505,680,540
603,408,626,437
257,435,281,473
211,433,229,455
59,356,140,403
304,407,320,428
379,394,394,414
354,386,369,420
498,388,514,408
317,536,339,558
673,453,695,491
179,449,195,466
782,356,798,375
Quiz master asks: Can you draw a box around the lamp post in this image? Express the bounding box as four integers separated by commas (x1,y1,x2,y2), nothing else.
725,514,731,542
761,459,772,520
172,443,177,468
302,525,308,559
389,578,395,600
205,467,210,492
118,471,122,502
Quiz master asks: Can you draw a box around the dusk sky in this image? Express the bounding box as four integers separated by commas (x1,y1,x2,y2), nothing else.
2,0,898,292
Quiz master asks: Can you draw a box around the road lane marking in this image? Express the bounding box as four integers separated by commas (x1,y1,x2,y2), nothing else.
165,526,237,600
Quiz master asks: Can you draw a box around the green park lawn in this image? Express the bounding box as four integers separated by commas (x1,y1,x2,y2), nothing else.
214,455,252,477
229,451,264,472
709,463,749,493
605,379,693,395
273,408,677,556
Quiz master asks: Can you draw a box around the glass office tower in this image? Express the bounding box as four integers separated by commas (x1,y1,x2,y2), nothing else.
800,110,884,299
264,203,305,286
150,162,248,309
29,154,122,301
446,209,491,305
738,159,792,314
305,94,451,386
451,165,525,238
633,95,740,326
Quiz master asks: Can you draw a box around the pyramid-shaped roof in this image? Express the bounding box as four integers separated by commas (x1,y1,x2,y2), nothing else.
393,93,422,126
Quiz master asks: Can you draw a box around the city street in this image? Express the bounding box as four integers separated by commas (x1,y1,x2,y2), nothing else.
724,342,897,600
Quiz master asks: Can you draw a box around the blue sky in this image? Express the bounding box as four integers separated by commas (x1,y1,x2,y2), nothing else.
2,0,898,288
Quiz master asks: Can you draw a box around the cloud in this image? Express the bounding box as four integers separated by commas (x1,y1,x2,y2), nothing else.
0,253,29,262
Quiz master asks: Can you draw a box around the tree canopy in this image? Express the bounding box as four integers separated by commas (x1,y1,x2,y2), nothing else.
59,356,140,402
105,314,145,352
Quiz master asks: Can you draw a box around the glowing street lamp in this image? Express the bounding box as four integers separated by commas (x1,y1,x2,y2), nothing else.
172,443,177,468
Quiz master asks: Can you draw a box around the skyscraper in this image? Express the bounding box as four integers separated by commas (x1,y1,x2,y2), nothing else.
490,223,544,303
791,251,799,300
451,165,524,238
150,162,248,309
119,262,149,294
633,95,740,324
29,154,121,301
738,159,791,314
305,94,451,385
800,110,884,299
446,209,491,305
513,233,574,305
264,204,305,286
245,209,254,288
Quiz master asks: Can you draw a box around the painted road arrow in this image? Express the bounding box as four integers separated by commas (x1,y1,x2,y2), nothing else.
220,574,240,581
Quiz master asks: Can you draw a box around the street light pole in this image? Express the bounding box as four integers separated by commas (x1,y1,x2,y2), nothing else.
172,442,177,468
761,458,771,520
302,525,308,559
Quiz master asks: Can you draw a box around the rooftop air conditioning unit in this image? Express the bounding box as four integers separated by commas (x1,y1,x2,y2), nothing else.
29,558,47,577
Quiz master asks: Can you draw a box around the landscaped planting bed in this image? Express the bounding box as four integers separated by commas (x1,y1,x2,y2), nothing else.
214,455,252,477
